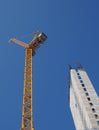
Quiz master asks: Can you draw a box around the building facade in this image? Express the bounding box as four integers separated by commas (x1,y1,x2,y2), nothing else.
69,66,99,130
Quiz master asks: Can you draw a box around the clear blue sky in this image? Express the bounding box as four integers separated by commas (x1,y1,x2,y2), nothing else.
0,0,99,130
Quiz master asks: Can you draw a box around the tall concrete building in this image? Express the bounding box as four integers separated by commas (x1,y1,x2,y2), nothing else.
69,65,99,130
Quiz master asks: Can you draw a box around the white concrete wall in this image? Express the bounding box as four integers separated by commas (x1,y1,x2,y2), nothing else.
70,69,99,130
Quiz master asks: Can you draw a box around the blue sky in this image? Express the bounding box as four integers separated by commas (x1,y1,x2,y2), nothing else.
0,0,99,130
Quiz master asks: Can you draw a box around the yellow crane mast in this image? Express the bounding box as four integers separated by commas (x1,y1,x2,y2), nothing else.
9,32,47,130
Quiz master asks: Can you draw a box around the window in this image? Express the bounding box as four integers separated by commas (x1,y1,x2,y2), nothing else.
80,80,83,83
95,114,98,119
97,121,99,125
77,73,80,75
78,76,81,79
75,103,77,107
81,84,85,87
87,97,91,101
85,93,89,96
83,88,87,91
92,108,96,113
89,102,93,106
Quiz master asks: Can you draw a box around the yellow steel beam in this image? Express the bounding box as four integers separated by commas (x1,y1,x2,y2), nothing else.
21,49,34,130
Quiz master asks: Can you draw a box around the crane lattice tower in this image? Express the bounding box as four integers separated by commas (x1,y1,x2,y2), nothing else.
10,32,47,130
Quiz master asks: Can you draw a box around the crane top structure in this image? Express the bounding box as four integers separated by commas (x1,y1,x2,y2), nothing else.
10,32,47,56
10,31,47,130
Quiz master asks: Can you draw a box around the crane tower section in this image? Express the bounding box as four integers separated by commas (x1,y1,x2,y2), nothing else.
10,32,47,130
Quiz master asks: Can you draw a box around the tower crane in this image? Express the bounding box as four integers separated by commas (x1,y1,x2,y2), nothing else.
9,31,47,130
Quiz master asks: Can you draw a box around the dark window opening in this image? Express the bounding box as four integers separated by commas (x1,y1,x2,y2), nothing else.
97,121,99,125
80,80,83,83
92,108,96,113
77,73,80,75
95,114,98,119
81,84,85,87
87,97,91,101
89,102,93,106
78,76,81,79
83,88,87,91
85,93,89,96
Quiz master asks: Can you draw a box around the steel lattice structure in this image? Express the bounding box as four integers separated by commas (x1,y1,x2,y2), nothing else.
10,32,47,130
22,49,33,130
